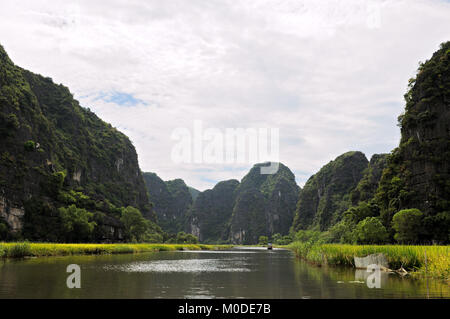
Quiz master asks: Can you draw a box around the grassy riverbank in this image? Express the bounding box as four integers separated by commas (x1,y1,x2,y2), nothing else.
288,242,449,280
0,242,233,258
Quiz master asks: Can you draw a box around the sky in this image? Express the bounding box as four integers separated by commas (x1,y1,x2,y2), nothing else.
0,0,449,191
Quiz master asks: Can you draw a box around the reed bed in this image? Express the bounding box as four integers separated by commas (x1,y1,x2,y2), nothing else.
0,242,233,258
288,242,449,280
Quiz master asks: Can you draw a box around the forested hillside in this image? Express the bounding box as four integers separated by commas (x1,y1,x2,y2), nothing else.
0,44,161,242
291,151,369,232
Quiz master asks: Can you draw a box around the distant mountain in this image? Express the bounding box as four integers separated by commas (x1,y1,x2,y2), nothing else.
0,44,158,242
186,163,300,244
187,179,239,243
291,151,368,232
143,172,192,234
230,163,300,244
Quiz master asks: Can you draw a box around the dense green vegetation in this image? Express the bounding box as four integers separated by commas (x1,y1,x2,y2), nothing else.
120,206,163,243
258,233,293,245
0,44,161,243
391,209,424,244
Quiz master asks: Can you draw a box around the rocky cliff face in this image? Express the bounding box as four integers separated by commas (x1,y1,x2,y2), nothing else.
375,42,450,241
291,151,369,232
143,172,192,234
229,162,300,244
187,179,239,243
0,44,155,240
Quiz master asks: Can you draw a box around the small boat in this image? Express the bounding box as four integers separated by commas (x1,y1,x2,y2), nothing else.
267,243,273,250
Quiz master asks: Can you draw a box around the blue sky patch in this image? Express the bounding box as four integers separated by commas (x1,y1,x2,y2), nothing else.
95,91,148,107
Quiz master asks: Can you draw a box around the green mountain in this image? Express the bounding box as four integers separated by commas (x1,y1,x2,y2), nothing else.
375,42,450,242
142,172,192,234
291,151,369,232
0,44,159,242
186,163,300,244
229,162,300,244
187,179,240,243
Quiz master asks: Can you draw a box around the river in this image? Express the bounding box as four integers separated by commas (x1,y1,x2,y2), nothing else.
0,247,448,298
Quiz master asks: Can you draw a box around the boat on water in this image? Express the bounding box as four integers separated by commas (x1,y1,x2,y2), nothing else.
267,243,273,250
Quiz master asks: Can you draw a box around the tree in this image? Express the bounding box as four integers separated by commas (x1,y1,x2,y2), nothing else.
258,236,268,245
271,233,292,245
391,209,424,244
327,201,381,244
144,232,164,243
423,211,450,243
354,217,388,244
120,206,149,242
329,219,356,243
278,235,293,245
271,233,282,244
176,231,198,244
59,204,96,243
294,230,322,243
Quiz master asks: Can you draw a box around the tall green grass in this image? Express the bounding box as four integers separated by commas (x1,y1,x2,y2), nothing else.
0,242,233,258
288,242,449,280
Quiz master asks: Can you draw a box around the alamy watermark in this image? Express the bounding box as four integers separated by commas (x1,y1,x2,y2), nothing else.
171,120,280,174
66,264,81,289
366,264,381,289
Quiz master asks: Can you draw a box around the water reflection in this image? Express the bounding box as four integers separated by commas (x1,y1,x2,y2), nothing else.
0,248,448,299
104,258,251,273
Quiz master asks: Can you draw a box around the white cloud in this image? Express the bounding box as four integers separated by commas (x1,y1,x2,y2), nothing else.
0,0,449,190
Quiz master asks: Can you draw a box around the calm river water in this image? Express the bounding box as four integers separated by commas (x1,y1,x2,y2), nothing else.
0,247,448,298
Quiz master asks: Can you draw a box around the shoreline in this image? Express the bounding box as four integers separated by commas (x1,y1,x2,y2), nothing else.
3,242,448,282
0,242,234,258
286,242,449,281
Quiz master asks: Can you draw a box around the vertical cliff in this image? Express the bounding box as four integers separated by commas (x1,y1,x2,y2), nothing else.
375,42,450,241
